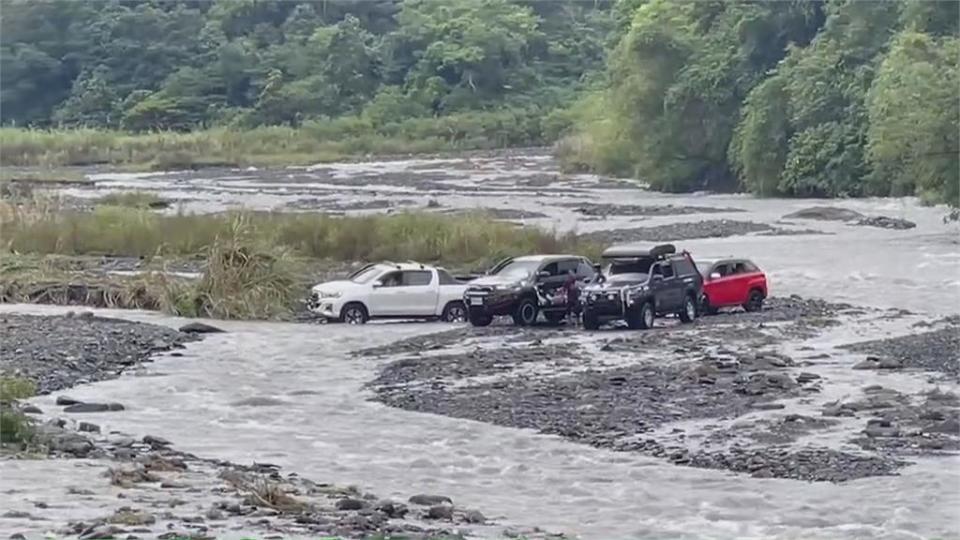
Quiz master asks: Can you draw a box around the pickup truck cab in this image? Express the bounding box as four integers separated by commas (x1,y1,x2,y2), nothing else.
697,258,768,313
582,243,703,330
309,262,470,324
464,255,596,326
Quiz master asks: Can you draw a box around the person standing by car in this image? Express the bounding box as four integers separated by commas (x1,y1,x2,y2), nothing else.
562,269,581,324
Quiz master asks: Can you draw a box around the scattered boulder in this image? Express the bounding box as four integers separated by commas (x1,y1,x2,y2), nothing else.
784,206,864,221
21,405,43,415
856,216,916,230
425,505,454,520
408,494,452,506
374,500,408,519
78,422,100,433
463,509,486,524
63,402,125,413
853,356,903,370
335,498,366,511
142,435,172,449
178,322,224,334
56,396,83,406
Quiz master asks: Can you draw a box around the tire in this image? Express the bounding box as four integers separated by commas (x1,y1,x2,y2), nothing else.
582,311,600,330
512,298,539,326
468,308,493,327
627,302,654,330
701,295,719,315
679,295,697,323
743,289,764,312
441,301,467,323
339,302,368,324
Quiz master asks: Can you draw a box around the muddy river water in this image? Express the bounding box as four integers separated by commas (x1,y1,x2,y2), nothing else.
3,152,959,539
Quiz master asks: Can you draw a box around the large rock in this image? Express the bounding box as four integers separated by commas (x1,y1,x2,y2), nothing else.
63,402,124,413
856,216,916,230
408,494,452,506
178,322,224,334
784,206,864,221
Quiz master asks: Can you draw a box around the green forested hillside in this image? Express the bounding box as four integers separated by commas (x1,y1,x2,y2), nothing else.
1,0,957,205
0,0,614,130
563,0,959,205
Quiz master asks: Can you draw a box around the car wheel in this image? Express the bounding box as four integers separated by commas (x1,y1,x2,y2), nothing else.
628,302,654,330
512,298,539,326
701,295,719,315
340,303,368,324
743,289,764,312
441,301,467,323
468,307,493,327
583,311,600,330
679,295,697,323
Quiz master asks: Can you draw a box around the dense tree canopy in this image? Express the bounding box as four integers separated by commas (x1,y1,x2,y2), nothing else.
0,0,613,129
568,0,959,205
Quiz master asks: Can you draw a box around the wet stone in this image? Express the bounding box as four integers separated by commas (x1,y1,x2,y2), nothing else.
335,498,367,511
408,494,452,506
425,505,454,520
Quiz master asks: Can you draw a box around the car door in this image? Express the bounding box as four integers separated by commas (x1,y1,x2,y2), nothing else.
400,270,438,316
659,261,683,311
730,262,753,304
650,262,678,312
367,270,402,315
536,261,565,294
706,263,734,306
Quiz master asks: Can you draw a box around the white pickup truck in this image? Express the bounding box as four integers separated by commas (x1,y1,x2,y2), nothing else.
309,262,472,324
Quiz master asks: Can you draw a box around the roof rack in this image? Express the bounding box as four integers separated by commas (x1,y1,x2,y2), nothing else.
404,259,425,269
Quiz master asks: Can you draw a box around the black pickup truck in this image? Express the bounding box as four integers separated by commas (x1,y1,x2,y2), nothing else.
464,254,596,326
581,243,702,330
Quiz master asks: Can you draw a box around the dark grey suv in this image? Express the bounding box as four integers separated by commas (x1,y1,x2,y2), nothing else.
464,254,596,326
581,243,703,330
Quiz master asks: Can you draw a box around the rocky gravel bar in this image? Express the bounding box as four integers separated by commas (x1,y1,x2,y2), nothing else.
0,313,200,394
363,297,957,483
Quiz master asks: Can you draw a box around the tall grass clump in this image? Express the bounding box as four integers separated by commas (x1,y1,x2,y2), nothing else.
162,215,302,320
95,191,169,209
2,204,599,266
0,377,36,445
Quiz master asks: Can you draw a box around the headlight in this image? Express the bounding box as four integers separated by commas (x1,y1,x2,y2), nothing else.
494,283,522,292
317,291,342,298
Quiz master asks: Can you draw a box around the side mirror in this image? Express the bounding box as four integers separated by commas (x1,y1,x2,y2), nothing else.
709,272,721,281
537,270,551,278
592,264,602,273
372,280,383,288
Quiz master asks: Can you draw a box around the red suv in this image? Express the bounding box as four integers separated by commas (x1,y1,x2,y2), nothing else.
696,258,767,314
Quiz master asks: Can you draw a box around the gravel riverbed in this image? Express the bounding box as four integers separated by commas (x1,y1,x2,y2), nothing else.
363,298,959,483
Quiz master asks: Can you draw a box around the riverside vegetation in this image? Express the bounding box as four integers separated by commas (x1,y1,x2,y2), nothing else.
0,201,600,319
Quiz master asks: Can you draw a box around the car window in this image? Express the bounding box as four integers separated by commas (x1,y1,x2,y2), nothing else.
660,263,675,279
379,271,402,287
741,261,759,272
352,266,384,284
673,257,696,277
577,260,594,277
557,259,580,275
714,264,731,277
494,259,540,278
402,270,433,286
733,262,752,275
540,262,559,276
437,269,458,284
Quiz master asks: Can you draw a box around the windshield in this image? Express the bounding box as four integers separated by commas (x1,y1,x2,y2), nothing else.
696,262,714,276
351,266,384,284
605,258,653,276
493,260,541,279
